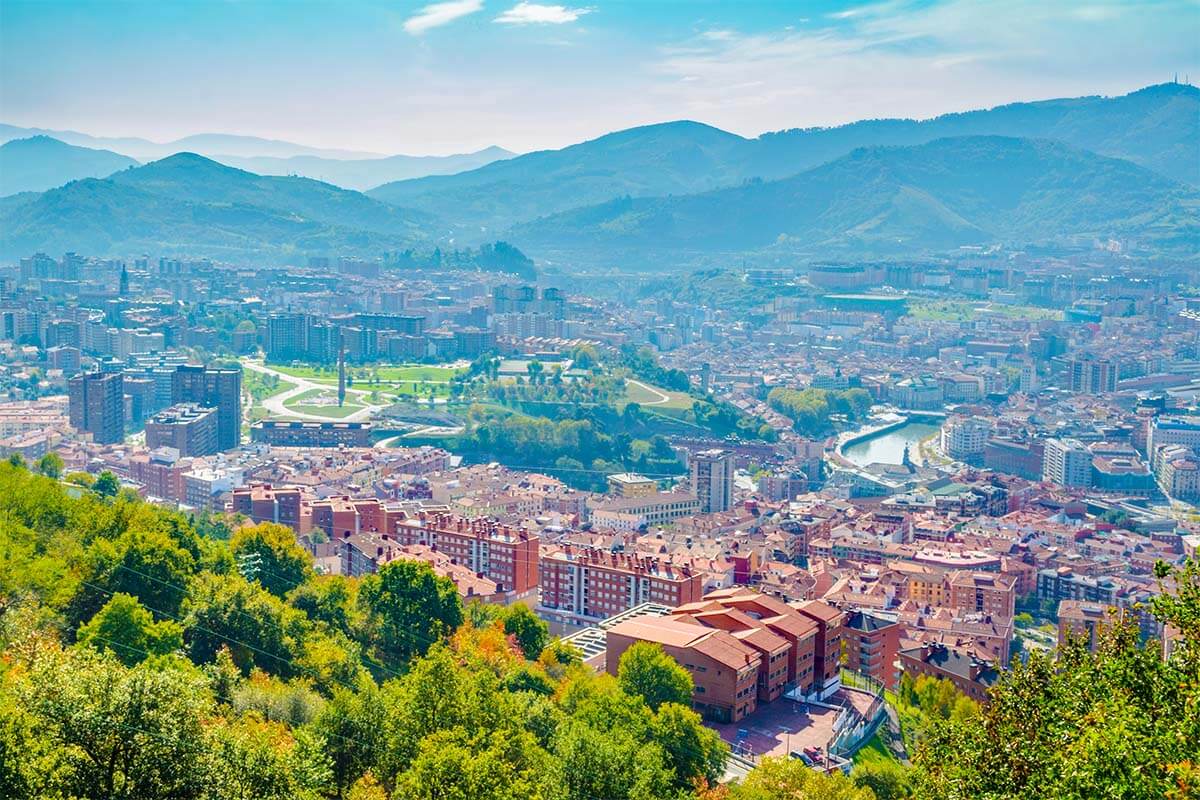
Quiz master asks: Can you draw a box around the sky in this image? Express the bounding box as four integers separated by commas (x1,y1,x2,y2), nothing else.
2,0,1198,156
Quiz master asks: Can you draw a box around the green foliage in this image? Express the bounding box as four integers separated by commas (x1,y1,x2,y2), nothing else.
93,470,120,497
911,558,1200,800
35,451,63,479
617,642,694,711
76,592,183,665
231,522,314,598
15,644,213,800
503,603,549,660
767,387,872,436
358,559,464,667
853,759,912,800
715,755,876,800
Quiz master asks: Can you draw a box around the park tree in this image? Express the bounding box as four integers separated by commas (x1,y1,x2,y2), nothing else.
288,574,357,637
852,760,912,800
714,755,875,800
35,451,63,479
503,603,549,659
68,526,197,627
181,572,298,676
93,470,121,497
231,522,314,598
650,702,727,788
617,642,693,711
358,560,463,666
76,592,184,665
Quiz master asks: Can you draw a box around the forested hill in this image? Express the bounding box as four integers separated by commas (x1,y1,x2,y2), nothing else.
512,136,1199,259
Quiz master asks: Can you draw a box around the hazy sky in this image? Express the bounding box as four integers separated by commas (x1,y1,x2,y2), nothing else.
2,0,1197,155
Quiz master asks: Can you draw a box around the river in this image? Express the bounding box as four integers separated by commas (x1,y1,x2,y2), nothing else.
841,419,942,466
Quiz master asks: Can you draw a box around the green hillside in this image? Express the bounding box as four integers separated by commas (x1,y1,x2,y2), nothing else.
513,136,1199,258
0,136,138,195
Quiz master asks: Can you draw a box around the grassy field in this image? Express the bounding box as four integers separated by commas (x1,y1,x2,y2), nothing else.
273,363,462,383
908,299,1062,322
244,371,297,401
620,380,695,410
852,731,901,768
282,387,365,418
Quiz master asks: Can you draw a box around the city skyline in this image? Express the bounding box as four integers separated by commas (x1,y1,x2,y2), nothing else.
2,0,1198,155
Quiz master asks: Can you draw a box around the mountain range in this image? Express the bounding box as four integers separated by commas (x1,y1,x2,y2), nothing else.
0,136,139,196
1,83,1196,264
368,83,1200,235
0,154,431,260
211,146,515,191
0,124,385,161
512,136,1199,261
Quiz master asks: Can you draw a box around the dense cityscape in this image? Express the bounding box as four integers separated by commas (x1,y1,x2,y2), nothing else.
1,1,1198,798
2,227,1198,794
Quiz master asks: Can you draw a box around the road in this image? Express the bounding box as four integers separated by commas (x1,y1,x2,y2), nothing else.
243,360,389,423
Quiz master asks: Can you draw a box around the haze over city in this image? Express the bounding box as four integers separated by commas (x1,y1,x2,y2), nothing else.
0,2,1198,800
3,0,1199,154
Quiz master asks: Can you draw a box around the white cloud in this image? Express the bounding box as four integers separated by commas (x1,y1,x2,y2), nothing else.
403,0,484,34
648,0,1197,134
495,2,591,25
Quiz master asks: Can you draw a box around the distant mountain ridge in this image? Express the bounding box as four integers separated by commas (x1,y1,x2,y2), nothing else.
512,136,1199,262
3,84,1195,266
0,124,384,161
0,136,139,196
369,83,1200,236
0,153,432,260
212,146,515,191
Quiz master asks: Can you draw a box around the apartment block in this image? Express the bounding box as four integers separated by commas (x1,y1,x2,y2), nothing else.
948,571,1017,619
605,615,761,723
539,545,703,626
842,609,903,690
68,370,124,444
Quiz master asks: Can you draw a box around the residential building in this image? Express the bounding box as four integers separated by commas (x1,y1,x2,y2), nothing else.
250,420,373,448
539,545,703,626
144,403,219,457
948,571,1017,619
171,364,242,450
68,370,124,444
605,615,761,723
1042,437,1091,488
691,449,734,513
840,609,902,690
898,642,999,703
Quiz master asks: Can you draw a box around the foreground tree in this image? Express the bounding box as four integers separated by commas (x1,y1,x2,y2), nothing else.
617,642,694,711
503,603,549,660
702,755,874,800
912,558,1200,800
76,592,184,665
358,560,463,666
16,644,211,800
231,522,314,598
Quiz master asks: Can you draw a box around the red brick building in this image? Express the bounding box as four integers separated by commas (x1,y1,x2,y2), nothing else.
680,588,821,696
606,615,761,723
795,599,847,699
539,545,703,626
948,571,1017,619
842,609,903,690
898,641,999,703
232,484,306,531
672,587,820,700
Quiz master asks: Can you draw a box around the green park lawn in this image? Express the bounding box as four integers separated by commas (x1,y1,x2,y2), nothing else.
908,300,1062,322
620,379,695,410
